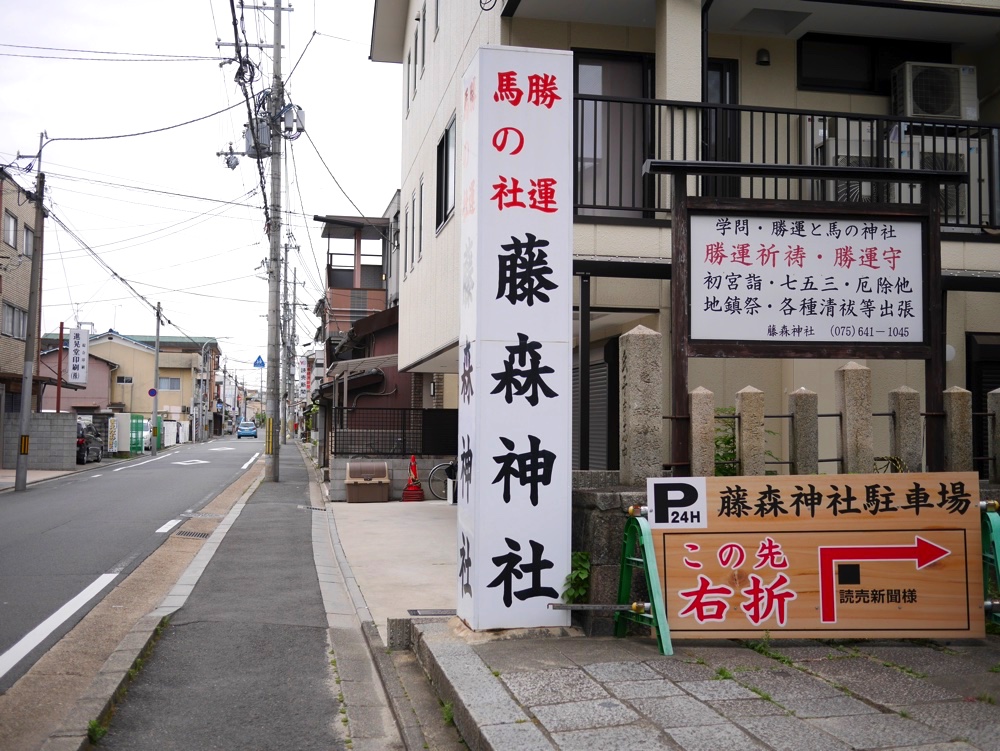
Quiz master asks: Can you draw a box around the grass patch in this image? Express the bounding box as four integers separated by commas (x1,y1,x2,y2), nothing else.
87,719,107,744
978,693,996,705
749,686,773,702
441,701,455,726
715,667,734,680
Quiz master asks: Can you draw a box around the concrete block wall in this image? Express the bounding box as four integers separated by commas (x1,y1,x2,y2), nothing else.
3,412,76,470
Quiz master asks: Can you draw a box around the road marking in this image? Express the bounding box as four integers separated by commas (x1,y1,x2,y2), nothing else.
0,573,118,682
113,453,175,472
242,453,260,469
173,459,209,466
209,447,234,452
156,519,182,533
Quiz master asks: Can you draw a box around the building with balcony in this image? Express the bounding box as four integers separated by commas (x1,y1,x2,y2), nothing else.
371,0,1000,473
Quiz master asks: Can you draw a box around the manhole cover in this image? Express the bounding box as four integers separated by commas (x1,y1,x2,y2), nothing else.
174,530,211,540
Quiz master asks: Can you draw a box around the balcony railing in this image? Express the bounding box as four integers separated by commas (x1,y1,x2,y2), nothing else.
575,94,1000,232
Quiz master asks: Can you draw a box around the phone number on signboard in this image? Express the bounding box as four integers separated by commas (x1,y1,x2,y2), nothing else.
830,326,910,338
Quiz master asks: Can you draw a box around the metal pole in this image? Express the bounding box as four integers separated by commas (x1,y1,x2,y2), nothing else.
151,302,160,456
15,133,46,492
56,322,63,413
281,244,288,446
265,0,283,481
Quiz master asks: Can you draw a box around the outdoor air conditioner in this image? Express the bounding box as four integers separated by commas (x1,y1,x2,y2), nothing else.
891,62,979,122
821,139,896,203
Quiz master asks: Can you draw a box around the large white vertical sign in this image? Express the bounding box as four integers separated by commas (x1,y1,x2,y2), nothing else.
457,47,573,630
67,328,89,386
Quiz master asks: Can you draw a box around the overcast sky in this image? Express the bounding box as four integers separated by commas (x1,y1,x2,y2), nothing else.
0,0,401,386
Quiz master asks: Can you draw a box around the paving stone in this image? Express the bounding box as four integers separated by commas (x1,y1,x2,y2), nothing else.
473,641,576,674
605,679,684,700
551,723,675,751
804,656,963,705
779,693,879,718
898,700,1000,751
707,698,789,720
734,667,844,702
666,721,770,750
679,679,760,701
677,645,784,670
631,694,727,728
529,698,638,733
646,658,718,682
737,715,852,751
478,721,553,751
500,668,607,707
582,660,660,682
808,712,952,748
851,644,982,677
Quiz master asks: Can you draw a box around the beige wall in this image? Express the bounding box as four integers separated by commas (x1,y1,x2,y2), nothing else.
87,338,198,416
0,176,38,377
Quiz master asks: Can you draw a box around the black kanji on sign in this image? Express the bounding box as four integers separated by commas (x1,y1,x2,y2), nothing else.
459,532,473,597
496,233,558,306
490,333,558,406
460,339,475,404
486,537,558,608
460,434,473,502
492,434,556,506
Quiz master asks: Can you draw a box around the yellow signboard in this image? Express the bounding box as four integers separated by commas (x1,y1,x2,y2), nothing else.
647,473,983,639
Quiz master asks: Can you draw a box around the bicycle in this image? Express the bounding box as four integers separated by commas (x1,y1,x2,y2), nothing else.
427,458,457,500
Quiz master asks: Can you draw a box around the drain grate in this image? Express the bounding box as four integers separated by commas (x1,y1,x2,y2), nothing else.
297,504,327,512
407,609,457,616
174,530,211,540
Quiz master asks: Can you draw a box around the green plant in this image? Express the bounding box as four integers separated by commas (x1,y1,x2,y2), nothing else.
715,667,734,680
978,692,996,705
87,720,107,744
562,551,591,604
441,701,455,726
714,407,779,475
989,664,1000,673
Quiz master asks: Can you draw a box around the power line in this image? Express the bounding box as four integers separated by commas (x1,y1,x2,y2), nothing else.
0,42,221,58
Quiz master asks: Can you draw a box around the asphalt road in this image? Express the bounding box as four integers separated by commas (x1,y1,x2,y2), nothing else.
0,434,263,693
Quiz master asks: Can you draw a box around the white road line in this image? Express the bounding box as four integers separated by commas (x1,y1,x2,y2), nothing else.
112,453,175,472
156,519,182,534
242,453,260,469
0,573,118,682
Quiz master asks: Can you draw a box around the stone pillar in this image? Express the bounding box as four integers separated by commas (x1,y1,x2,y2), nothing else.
788,387,818,475
619,325,663,486
689,386,715,477
737,386,765,476
889,386,922,473
989,389,1000,484
943,386,973,472
836,361,873,474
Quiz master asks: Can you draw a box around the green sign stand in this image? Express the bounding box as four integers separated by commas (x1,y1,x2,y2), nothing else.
614,513,673,655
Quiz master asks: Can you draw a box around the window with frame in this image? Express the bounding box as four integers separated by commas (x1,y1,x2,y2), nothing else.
403,207,409,272
116,375,133,384
434,0,439,36
3,211,16,249
435,115,456,228
413,30,419,93
418,179,424,259
158,377,181,391
421,3,427,73
22,225,33,257
406,51,411,106
2,303,27,340
410,191,416,268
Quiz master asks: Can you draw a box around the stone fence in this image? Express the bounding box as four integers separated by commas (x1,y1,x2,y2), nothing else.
571,325,995,635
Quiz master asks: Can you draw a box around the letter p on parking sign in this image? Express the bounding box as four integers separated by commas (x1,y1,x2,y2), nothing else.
647,478,708,529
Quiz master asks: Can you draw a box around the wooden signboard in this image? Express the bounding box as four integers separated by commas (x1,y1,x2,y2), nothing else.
647,473,983,639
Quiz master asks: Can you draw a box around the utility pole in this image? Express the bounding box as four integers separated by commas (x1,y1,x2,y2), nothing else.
15,132,46,492
265,0,283,481
281,244,289,446
291,267,298,439
151,302,161,456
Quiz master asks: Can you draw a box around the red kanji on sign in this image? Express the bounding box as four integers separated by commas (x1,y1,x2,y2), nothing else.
527,178,558,213
494,71,523,106
491,176,526,210
527,73,561,109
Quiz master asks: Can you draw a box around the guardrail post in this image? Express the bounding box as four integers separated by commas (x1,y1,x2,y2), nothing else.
889,385,922,472
788,387,818,475
836,361,873,473
736,386,765,476
689,387,715,477
943,386,973,472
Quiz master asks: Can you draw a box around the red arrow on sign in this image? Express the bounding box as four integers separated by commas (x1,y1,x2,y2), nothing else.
818,536,950,623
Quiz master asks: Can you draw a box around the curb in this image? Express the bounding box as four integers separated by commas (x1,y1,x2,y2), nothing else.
41,472,264,750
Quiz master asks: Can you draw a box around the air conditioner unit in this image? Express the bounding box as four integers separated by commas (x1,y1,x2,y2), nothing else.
181,405,190,414
891,62,978,121
897,136,987,223
821,139,896,203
